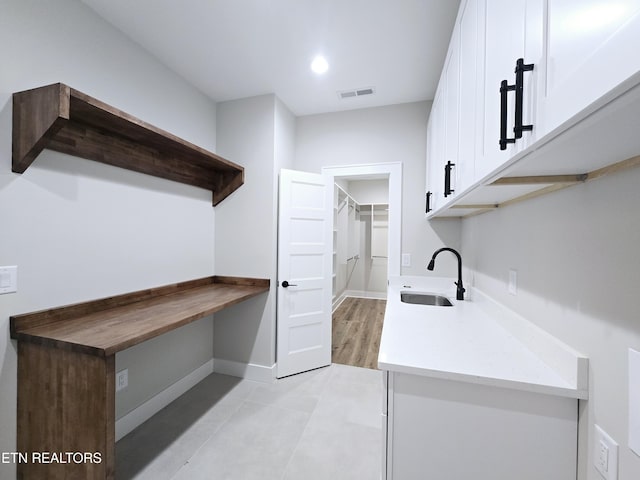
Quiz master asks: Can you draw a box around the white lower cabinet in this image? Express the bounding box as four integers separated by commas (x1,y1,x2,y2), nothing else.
383,371,577,480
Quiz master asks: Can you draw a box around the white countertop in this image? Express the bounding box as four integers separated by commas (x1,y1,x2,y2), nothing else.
378,276,588,399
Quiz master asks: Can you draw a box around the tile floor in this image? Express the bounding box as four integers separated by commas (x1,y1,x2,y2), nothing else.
116,363,383,479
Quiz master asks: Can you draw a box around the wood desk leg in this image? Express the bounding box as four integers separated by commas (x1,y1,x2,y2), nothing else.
17,343,115,479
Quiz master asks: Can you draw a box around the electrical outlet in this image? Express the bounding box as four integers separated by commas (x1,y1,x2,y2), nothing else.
116,369,128,392
594,424,618,479
402,253,411,267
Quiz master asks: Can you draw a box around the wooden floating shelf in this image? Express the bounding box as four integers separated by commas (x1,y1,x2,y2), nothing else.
10,275,270,356
12,83,243,205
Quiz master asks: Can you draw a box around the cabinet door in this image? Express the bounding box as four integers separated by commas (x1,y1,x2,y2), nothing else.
443,29,461,200
541,0,640,136
425,114,435,215
426,21,460,213
389,373,578,480
457,0,485,193
426,90,445,212
479,0,543,181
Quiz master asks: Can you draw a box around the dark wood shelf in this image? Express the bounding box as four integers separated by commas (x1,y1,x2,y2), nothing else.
11,276,269,356
12,83,243,205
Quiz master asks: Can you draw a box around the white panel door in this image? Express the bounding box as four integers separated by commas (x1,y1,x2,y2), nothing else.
277,169,332,378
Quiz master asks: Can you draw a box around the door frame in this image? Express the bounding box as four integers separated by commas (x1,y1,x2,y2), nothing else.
321,162,402,277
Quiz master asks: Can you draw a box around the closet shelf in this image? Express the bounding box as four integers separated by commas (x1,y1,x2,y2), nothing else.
12,83,244,206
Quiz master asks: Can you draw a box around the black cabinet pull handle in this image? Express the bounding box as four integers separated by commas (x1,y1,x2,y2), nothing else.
499,80,516,150
513,58,534,139
444,161,455,197
281,280,297,288
499,58,534,150
425,191,432,213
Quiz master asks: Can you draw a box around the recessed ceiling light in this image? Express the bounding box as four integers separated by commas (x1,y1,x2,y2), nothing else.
310,55,329,75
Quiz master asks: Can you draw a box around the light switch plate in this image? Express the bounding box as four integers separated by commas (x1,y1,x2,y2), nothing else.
0,266,17,294
629,348,640,456
402,253,411,267
594,424,618,479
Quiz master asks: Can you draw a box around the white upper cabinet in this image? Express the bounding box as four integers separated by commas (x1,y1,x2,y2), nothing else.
443,28,461,200
479,0,544,181
426,90,445,213
540,0,640,136
457,0,485,193
426,0,640,218
426,0,484,210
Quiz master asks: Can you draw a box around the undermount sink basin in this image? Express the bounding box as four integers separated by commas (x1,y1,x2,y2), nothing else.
400,292,453,306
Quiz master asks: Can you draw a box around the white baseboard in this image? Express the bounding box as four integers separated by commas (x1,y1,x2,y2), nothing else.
213,358,276,384
115,359,214,441
333,291,387,312
344,290,387,300
332,293,347,312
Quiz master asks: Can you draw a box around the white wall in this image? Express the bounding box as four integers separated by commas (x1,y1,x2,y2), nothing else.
348,179,389,204
0,1,219,475
213,94,295,375
295,101,462,277
461,167,640,480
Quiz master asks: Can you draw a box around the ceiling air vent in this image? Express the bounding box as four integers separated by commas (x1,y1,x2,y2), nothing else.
338,86,376,100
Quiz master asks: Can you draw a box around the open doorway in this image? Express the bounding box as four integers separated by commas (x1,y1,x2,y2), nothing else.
332,176,389,308
321,163,401,369
322,162,401,277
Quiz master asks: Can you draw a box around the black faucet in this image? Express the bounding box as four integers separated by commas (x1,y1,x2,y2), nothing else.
427,247,465,301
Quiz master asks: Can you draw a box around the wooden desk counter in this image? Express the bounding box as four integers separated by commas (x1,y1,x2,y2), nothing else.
10,276,269,480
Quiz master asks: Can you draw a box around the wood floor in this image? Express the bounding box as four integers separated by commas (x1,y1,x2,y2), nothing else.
332,297,386,370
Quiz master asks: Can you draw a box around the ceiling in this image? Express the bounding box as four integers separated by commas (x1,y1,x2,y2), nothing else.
81,0,460,116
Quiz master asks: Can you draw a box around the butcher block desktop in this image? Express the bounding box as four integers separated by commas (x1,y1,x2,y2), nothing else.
10,276,269,480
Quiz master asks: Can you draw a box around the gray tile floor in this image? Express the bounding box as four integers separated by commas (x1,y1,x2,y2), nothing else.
116,364,382,479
